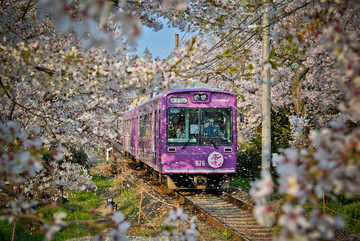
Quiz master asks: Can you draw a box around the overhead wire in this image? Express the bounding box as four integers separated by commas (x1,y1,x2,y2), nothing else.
197,0,315,76
198,13,263,72
199,15,263,73
178,29,191,46
206,3,264,54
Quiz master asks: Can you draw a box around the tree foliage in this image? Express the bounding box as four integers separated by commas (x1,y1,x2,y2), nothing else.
0,0,359,240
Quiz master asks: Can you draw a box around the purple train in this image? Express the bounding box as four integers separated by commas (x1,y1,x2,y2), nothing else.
121,88,238,190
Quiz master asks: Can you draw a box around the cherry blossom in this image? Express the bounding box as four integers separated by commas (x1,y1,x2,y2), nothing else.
1,0,359,240
278,204,309,233
250,170,274,202
41,211,67,240
161,208,198,241
109,211,130,241
1,196,38,223
253,203,275,227
165,208,188,227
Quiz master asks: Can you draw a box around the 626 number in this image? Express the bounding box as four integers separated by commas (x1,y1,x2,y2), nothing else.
195,160,206,166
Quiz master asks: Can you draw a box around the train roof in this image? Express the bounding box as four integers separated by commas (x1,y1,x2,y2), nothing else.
162,88,236,96
140,88,236,106
122,88,236,118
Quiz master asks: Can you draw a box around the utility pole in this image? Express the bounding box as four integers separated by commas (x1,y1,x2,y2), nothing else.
261,1,271,170
175,33,179,49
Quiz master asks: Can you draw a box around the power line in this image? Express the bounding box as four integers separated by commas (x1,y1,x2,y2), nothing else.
197,0,315,76
206,3,264,54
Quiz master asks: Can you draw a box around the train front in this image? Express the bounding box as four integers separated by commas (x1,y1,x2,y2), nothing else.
161,89,237,190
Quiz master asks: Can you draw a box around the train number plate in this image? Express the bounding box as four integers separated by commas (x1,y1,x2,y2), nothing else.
195,160,206,166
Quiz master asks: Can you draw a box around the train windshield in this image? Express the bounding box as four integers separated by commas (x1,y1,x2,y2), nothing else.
167,108,233,145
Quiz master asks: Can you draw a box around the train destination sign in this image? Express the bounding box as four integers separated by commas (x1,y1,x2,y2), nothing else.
169,97,188,104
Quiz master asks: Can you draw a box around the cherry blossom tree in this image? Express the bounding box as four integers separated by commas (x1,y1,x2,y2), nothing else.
1,0,206,239
249,1,360,240
193,1,352,150
1,0,359,240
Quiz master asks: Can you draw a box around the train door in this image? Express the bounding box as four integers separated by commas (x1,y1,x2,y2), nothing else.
154,110,160,166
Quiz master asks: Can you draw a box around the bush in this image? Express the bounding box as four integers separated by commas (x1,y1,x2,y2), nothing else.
344,202,360,234
237,147,261,179
232,177,252,192
69,147,88,167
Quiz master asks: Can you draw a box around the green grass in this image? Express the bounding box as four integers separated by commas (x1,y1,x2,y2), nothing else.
0,220,45,241
52,224,91,241
344,201,360,234
37,191,102,222
38,206,97,221
0,173,113,241
92,175,113,192
67,190,103,210
232,177,252,192
35,189,104,241
116,188,140,221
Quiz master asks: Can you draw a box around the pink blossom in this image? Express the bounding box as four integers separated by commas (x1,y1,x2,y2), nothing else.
250,170,274,202
165,208,188,227
253,204,275,227
278,204,309,233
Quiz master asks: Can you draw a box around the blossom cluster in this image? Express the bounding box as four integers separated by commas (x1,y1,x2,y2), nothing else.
1,33,207,156
24,160,96,201
1,0,359,240
249,1,360,240
1,196,38,223
1,196,67,240
289,115,309,148
41,211,67,240
251,119,358,239
251,120,359,240
0,121,43,183
161,208,199,241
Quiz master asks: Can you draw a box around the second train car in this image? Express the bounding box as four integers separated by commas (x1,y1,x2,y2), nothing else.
121,88,238,190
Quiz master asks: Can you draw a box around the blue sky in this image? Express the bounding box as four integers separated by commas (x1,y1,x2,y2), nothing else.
135,23,183,59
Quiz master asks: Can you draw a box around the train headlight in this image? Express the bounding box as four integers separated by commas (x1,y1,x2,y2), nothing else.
193,94,208,101
200,94,208,101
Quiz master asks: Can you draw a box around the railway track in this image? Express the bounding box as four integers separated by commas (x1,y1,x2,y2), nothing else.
119,154,274,240
175,191,273,241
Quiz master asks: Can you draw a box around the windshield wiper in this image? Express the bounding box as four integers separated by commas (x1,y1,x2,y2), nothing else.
210,140,218,149
181,135,194,149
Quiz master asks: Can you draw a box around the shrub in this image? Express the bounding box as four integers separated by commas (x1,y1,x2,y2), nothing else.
237,147,261,179
232,177,252,192
344,202,360,234
69,147,88,167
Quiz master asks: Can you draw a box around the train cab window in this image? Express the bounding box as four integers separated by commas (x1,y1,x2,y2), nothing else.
167,108,232,146
200,109,232,145
167,108,199,144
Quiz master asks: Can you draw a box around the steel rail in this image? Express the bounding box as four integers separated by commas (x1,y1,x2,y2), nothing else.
174,191,273,241
174,191,251,241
